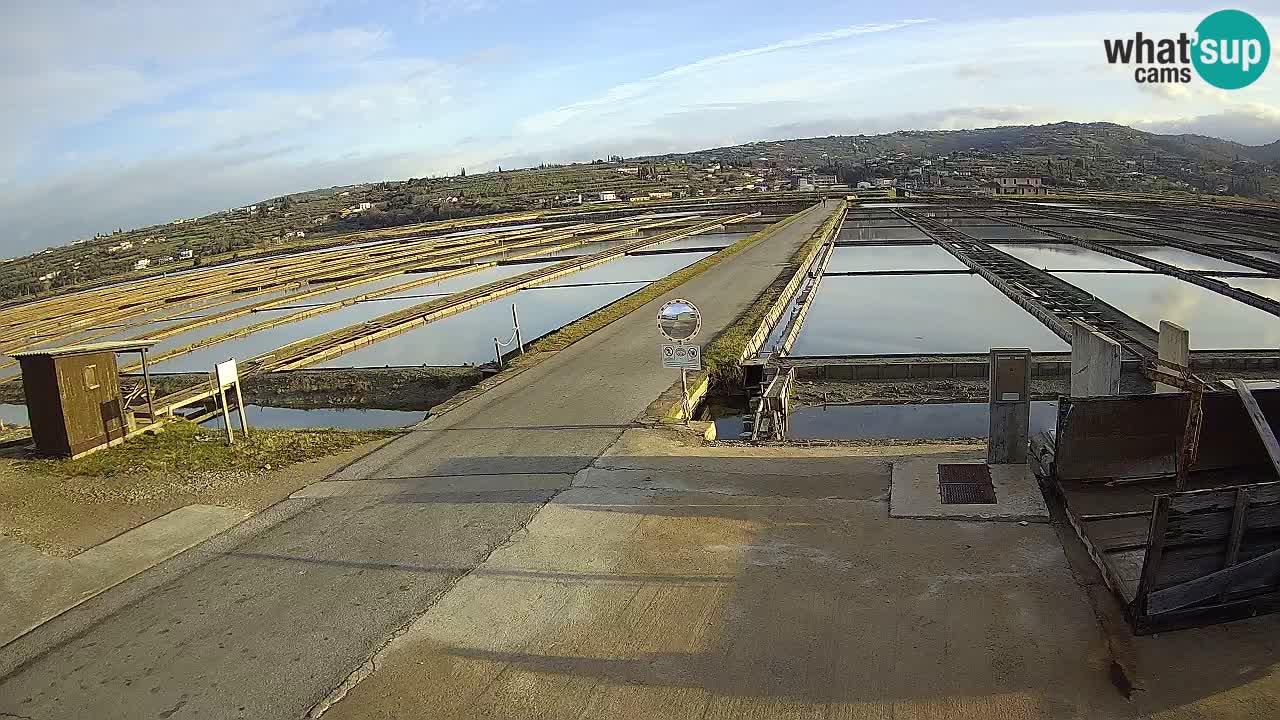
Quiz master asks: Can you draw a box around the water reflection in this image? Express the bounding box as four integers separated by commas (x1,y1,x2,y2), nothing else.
838,227,928,242
787,401,1059,440
991,243,1144,271
1054,271,1280,349
792,274,1068,355
825,245,965,273
317,252,712,367
1118,245,1263,273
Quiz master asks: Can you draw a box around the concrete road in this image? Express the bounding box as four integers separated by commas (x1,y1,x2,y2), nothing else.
316,433,1280,720
0,204,833,720
320,447,1129,720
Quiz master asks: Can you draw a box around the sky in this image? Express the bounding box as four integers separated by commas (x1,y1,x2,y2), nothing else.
3,1,1279,256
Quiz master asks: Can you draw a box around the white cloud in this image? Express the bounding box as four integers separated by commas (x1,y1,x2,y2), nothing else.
1133,106,1280,145
0,1,400,180
1137,83,1193,100
146,57,459,150
5,8,1280,257
518,18,934,133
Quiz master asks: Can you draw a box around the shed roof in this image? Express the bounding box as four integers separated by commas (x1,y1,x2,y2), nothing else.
10,340,159,360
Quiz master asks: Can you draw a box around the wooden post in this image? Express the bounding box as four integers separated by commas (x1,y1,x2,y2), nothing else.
1219,487,1250,602
1135,495,1171,617
1070,321,1121,397
233,380,250,439
1156,321,1190,393
140,348,156,421
1233,378,1280,479
1177,386,1204,491
494,338,503,369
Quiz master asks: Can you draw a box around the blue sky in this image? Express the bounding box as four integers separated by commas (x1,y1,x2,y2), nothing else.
3,1,1278,255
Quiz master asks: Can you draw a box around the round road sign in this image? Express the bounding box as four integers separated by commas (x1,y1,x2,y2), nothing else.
657,298,701,342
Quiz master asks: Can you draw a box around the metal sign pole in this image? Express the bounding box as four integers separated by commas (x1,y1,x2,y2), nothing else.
680,368,690,425
658,299,702,425
512,304,524,354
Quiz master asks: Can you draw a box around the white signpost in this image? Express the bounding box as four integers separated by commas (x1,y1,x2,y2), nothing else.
657,299,702,423
213,358,249,445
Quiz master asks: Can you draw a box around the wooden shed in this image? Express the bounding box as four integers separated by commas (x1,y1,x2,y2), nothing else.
11,341,158,459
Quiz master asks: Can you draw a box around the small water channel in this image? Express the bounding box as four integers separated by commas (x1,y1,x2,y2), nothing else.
0,403,29,426
714,401,1058,441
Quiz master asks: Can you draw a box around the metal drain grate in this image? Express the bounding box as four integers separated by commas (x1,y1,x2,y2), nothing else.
938,463,997,504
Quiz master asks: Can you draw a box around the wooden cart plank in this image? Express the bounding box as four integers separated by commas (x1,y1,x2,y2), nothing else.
1234,378,1280,479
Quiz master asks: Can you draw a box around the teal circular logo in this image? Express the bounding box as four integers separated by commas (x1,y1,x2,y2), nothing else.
1193,10,1270,89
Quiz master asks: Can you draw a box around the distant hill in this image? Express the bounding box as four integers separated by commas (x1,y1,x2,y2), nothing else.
638,121,1280,167
5,120,1277,304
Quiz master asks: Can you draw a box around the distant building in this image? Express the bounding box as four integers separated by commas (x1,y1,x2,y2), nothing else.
38,271,61,282
993,177,1047,195
813,174,839,188
850,187,897,201
856,181,872,190
133,258,151,270
177,249,194,260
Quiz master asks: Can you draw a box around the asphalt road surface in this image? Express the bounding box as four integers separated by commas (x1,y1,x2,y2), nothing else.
0,204,831,720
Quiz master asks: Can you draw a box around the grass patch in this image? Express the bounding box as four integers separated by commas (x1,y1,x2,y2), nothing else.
700,201,845,392
526,207,814,355
19,420,396,479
